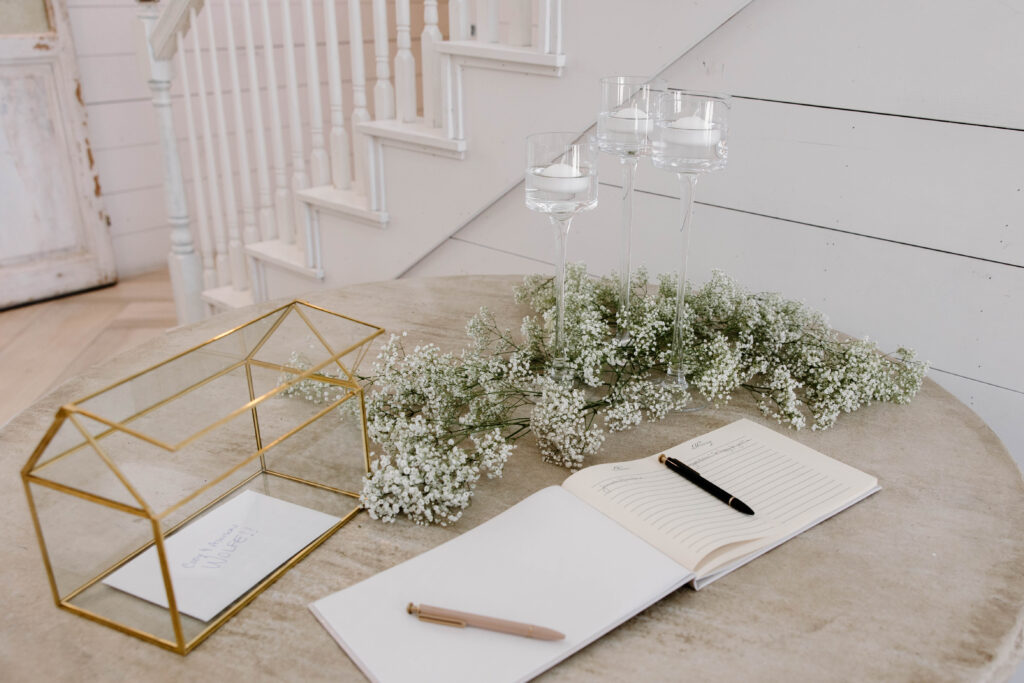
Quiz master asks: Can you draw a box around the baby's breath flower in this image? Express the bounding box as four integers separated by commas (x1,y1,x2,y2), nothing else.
530,376,605,470
290,265,928,526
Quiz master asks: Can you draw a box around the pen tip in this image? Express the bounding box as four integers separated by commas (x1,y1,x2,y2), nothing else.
736,502,755,515
407,603,416,615
658,454,666,463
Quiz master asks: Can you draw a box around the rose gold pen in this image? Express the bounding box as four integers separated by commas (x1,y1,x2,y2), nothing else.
407,603,565,641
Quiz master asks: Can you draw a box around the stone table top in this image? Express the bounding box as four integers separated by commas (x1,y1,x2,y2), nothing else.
2,276,1022,682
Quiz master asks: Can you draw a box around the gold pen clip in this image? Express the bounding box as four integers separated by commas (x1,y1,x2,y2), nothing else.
407,602,466,628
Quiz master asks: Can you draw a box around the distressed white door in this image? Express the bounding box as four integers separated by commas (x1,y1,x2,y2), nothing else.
0,0,115,308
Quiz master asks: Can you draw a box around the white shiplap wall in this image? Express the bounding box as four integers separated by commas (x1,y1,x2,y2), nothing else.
68,0,437,277
406,0,1024,469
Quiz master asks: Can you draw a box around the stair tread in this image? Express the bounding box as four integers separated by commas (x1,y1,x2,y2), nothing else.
202,285,254,310
246,239,322,280
296,186,389,227
436,40,567,69
357,118,466,151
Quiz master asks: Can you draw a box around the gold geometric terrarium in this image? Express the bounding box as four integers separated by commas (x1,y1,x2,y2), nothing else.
21,300,383,654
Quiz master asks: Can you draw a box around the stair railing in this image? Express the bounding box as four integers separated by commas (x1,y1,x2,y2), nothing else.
138,0,561,323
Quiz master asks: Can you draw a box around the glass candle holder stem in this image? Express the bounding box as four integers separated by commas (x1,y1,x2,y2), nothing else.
525,131,598,382
550,213,574,375
618,155,639,332
668,172,699,384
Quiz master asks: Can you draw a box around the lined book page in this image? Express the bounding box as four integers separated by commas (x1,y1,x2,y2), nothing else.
562,419,878,576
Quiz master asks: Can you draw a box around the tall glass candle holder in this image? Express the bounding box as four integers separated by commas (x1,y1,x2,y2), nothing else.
525,132,599,378
596,76,664,337
651,89,730,394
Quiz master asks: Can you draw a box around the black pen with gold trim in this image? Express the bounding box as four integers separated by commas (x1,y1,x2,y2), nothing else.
658,454,755,515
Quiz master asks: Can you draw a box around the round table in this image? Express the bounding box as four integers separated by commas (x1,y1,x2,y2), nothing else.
2,276,1022,682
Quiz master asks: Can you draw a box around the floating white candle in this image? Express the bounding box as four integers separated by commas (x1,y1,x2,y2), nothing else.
661,115,722,147
531,163,590,193
602,106,653,135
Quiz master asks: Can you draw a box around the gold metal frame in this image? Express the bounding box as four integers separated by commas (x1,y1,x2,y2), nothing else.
20,300,384,655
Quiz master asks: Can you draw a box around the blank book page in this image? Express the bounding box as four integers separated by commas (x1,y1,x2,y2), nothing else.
311,486,692,683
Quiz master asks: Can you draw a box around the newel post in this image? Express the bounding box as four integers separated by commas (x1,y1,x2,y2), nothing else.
137,1,205,324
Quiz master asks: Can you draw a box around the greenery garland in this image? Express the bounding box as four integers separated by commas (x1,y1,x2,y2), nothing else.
345,266,928,526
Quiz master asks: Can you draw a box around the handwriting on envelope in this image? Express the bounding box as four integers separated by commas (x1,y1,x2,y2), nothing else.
181,524,259,570
105,491,339,621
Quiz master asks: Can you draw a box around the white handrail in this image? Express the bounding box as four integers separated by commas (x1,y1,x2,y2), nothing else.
149,0,203,61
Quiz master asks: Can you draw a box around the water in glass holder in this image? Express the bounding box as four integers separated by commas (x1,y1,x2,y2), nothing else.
651,90,729,172
596,76,664,157
525,140,598,217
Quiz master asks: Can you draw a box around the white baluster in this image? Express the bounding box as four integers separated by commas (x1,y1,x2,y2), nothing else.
441,50,464,140
539,0,550,53
281,0,310,259
449,0,469,41
508,0,532,46
540,0,562,55
552,0,563,54
475,0,498,43
302,0,330,186
258,0,292,244
371,0,394,119
348,0,371,196
189,8,229,286
421,0,442,127
204,5,247,291
223,0,259,250
241,0,275,241
394,0,416,122
176,33,216,292
323,0,351,189
365,134,385,212
138,5,204,324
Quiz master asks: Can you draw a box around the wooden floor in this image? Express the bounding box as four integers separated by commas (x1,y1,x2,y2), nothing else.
0,269,177,428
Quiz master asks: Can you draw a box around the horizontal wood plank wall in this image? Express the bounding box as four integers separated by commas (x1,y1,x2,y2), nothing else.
405,0,1024,468
68,0,440,276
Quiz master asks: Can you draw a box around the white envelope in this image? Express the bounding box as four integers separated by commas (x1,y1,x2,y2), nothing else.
104,490,340,622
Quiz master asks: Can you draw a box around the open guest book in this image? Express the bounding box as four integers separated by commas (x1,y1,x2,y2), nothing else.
311,419,879,682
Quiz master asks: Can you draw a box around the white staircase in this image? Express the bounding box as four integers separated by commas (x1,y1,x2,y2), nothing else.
138,0,751,324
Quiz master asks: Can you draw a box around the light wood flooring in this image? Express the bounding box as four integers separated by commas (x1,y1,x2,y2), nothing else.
0,269,177,428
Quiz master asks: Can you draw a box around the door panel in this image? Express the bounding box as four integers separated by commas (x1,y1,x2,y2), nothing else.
0,0,51,34
0,0,116,308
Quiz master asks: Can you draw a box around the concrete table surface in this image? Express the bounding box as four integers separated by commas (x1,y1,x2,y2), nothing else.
2,276,1022,682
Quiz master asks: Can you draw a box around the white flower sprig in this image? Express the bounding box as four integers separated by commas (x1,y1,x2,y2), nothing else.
349,266,929,526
